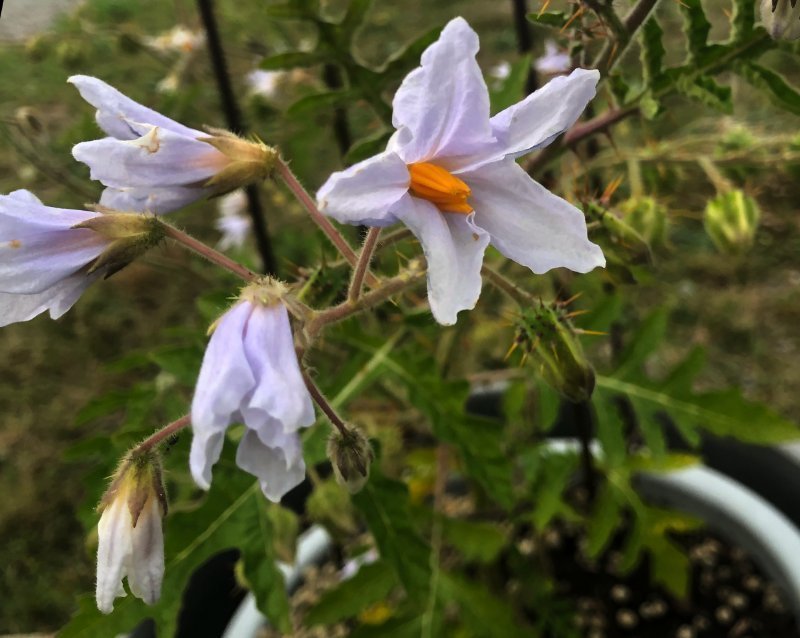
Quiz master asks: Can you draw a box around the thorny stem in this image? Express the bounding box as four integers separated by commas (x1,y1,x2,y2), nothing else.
348,227,381,303
377,228,413,252
306,265,426,340
196,0,277,274
697,156,733,193
275,159,379,288
302,371,350,437
592,0,660,73
134,414,191,456
482,265,535,306
163,224,258,282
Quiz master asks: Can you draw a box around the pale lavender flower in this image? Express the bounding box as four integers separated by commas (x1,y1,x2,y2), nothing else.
316,18,604,325
246,69,285,100
215,189,251,251
534,40,572,77
0,190,107,327
70,76,275,214
191,282,315,502
489,61,511,81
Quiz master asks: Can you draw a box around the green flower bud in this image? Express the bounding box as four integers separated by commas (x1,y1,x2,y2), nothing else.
703,190,760,255
619,197,669,251
327,426,374,494
73,213,166,277
512,302,596,403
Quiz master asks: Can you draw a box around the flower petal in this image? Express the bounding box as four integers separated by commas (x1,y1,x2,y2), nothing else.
69,75,202,139
72,129,225,189
391,17,494,164
0,271,99,327
394,194,490,325
127,497,164,606
241,304,315,434
190,301,257,489
317,151,410,226
465,160,604,274
0,191,98,236
236,429,306,503
98,185,212,215
489,68,599,160
96,499,133,614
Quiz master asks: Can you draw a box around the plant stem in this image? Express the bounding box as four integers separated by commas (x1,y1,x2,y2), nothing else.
376,228,413,252
482,265,534,306
306,265,425,339
592,0,659,73
163,223,258,282
572,400,597,501
134,414,191,456
275,159,379,287
510,0,538,93
196,0,277,274
302,371,349,437
348,227,381,302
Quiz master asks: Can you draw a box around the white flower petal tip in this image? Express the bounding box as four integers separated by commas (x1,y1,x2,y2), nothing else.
190,284,315,501
70,76,276,214
315,17,602,325
0,191,113,326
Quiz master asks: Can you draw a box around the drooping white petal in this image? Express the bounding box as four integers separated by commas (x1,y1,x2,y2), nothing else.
126,497,165,606
0,270,100,327
98,184,213,215
96,498,133,614
317,151,410,227
72,129,225,189
190,301,257,489
0,191,98,236
488,68,599,160
465,159,604,274
391,17,495,164
69,75,202,140
0,230,106,294
394,194,490,325
236,429,306,503
241,304,315,434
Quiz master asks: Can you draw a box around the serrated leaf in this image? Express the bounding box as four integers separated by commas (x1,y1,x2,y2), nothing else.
260,50,327,70
736,62,800,115
288,89,361,117
680,0,713,62
594,396,628,467
353,474,431,606
441,518,509,563
730,0,756,41
526,11,569,27
641,18,666,87
614,307,669,381
439,572,524,637
305,560,396,626
675,75,733,113
586,481,622,558
490,54,532,112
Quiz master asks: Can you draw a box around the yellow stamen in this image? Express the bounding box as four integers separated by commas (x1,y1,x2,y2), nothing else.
408,162,473,214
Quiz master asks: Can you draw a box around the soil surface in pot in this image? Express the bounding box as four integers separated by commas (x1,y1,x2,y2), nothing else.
544,518,796,638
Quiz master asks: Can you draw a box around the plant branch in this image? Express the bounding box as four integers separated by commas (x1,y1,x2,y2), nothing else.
196,0,277,274
482,265,535,306
592,0,660,73
163,223,258,282
134,414,191,456
348,227,381,302
302,371,349,437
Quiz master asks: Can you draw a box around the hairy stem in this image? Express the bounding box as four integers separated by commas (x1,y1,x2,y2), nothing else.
134,414,191,456
302,371,349,436
196,0,276,274
482,265,534,306
163,223,258,282
348,227,381,302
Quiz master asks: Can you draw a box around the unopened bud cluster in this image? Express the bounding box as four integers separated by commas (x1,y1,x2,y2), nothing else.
327,426,374,494
512,302,595,404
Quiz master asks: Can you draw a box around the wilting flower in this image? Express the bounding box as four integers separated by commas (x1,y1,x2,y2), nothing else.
534,40,572,76
70,75,278,214
96,449,167,614
317,18,604,325
761,0,800,40
215,190,252,251
0,190,161,327
191,279,315,502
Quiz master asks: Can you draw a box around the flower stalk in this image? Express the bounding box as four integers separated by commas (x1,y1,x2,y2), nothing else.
348,227,381,302
133,414,192,456
162,223,258,282
302,371,350,438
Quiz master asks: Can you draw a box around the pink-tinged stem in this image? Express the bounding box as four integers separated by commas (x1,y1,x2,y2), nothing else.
348,227,381,303
134,414,191,456
163,224,258,282
302,371,349,437
275,159,379,287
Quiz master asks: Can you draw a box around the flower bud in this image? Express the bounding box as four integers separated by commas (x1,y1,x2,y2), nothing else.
327,426,374,494
512,303,596,403
761,0,800,40
73,213,165,277
201,128,279,196
619,197,669,251
703,190,760,255
96,448,167,614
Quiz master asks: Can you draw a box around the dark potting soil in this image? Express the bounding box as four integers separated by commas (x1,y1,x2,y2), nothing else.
542,519,797,638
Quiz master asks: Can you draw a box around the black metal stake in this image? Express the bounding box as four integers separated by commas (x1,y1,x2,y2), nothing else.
196,0,277,275
511,0,538,94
